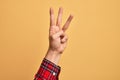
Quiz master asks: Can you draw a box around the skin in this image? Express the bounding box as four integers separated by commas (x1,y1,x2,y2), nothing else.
45,7,73,65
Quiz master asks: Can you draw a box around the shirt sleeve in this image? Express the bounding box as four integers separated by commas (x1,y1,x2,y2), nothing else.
34,58,61,80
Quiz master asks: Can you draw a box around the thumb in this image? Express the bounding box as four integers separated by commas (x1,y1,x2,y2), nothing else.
52,30,64,39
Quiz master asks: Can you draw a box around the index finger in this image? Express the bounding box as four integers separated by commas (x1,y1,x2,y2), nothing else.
50,8,55,27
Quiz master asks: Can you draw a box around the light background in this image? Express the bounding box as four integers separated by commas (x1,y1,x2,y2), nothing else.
0,0,120,80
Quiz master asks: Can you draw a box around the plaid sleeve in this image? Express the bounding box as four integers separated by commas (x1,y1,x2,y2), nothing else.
34,58,61,80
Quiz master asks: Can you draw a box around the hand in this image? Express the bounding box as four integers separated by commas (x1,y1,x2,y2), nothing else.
45,7,73,64
48,7,73,54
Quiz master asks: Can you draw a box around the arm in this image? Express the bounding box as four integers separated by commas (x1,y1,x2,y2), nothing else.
34,7,73,80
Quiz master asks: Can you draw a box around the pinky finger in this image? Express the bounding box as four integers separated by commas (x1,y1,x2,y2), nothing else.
61,34,68,43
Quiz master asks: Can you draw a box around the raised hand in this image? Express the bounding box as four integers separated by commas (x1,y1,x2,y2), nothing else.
48,7,73,53
45,7,73,64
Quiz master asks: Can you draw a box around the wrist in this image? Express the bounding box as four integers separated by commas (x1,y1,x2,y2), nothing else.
45,49,62,65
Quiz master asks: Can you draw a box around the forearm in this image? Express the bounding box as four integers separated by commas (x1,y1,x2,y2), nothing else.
45,49,62,65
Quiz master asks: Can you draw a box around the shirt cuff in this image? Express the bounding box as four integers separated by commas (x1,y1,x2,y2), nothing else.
34,58,61,80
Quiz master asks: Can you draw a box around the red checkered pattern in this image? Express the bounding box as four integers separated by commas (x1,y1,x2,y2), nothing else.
34,58,61,80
